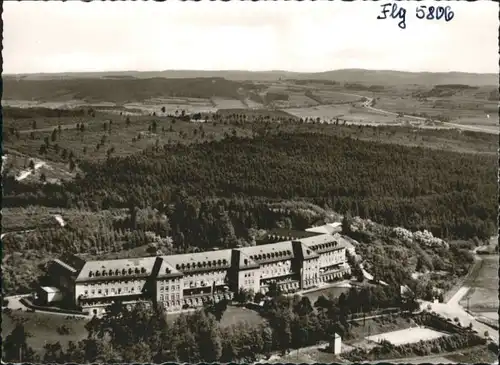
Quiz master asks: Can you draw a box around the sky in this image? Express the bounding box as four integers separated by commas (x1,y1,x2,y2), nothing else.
4,0,498,74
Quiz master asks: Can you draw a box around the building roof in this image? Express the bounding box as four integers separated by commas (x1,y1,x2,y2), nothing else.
76,257,157,282
305,222,342,235
234,250,260,270
300,242,320,260
301,233,346,253
267,228,320,240
335,234,355,251
52,253,86,274
240,241,295,264
41,286,61,294
162,249,233,273
155,257,184,279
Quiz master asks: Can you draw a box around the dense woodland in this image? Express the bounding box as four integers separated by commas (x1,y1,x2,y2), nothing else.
4,133,496,240
3,77,257,102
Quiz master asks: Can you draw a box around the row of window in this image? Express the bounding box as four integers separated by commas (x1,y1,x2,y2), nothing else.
159,285,180,292
184,271,225,279
163,301,181,308
159,293,180,301
175,260,228,271
88,267,147,278
84,286,142,296
83,279,143,287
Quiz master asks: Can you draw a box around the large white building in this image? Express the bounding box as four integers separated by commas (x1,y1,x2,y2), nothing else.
46,231,351,315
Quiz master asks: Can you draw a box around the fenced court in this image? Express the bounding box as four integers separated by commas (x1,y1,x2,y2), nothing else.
365,326,448,346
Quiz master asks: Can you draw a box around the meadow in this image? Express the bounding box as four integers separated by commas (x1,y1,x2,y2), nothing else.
2,310,88,353
460,255,499,313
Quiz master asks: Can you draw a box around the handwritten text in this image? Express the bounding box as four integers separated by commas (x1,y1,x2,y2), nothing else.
377,3,455,29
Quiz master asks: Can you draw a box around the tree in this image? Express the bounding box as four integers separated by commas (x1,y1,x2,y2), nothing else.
40,172,47,183
29,159,35,171
267,282,282,298
2,324,38,362
161,106,166,113
342,213,353,235
43,341,64,362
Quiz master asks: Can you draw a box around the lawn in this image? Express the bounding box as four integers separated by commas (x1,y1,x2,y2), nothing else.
461,255,499,311
165,304,266,328
302,286,350,304
219,305,266,328
1,309,88,354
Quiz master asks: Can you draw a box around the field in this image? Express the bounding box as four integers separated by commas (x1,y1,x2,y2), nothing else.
375,91,498,127
365,326,449,346
1,310,88,353
286,103,400,124
306,90,362,104
460,255,499,312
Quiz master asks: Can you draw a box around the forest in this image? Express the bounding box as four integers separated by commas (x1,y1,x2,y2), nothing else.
4,132,496,240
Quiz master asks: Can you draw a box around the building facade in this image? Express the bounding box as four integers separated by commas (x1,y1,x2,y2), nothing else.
46,232,350,315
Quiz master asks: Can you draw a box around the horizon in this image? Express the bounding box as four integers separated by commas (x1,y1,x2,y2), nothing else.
4,67,498,77
4,1,498,74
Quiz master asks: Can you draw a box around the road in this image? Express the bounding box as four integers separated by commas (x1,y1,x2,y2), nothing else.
338,92,499,135
19,123,84,134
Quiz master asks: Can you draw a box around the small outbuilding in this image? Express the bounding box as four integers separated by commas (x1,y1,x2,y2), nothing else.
38,286,63,304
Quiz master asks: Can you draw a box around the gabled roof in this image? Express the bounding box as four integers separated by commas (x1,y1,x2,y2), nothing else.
76,257,157,282
300,242,320,260
240,241,295,263
301,233,346,253
234,250,260,270
162,250,233,273
154,257,184,279
52,253,86,274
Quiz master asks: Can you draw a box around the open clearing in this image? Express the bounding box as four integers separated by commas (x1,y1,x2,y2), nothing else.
366,326,449,346
286,104,401,124
302,285,350,304
165,305,265,328
460,255,499,311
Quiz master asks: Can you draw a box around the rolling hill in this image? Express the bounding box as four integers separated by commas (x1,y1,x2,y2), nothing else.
4,69,497,86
